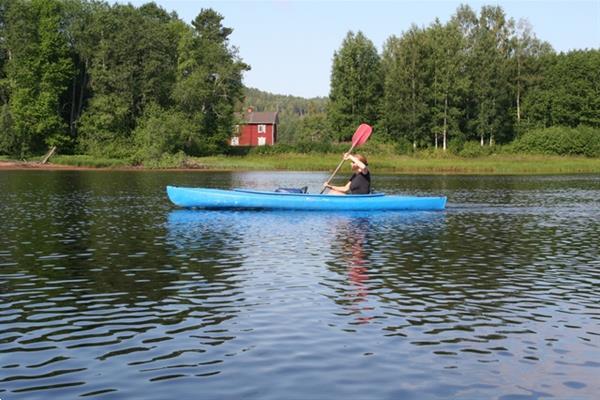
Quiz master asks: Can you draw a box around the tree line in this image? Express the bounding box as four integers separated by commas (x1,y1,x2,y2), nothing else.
327,5,599,154
0,1,598,161
0,0,247,160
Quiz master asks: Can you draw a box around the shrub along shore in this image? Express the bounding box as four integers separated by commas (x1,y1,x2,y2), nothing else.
2,152,599,175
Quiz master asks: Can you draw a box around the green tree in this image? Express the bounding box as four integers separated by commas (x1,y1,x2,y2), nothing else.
381,26,429,148
508,19,553,130
5,0,74,155
523,50,600,128
0,0,8,104
328,31,382,141
172,8,249,155
0,0,13,154
449,4,478,141
77,2,179,157
132,103,196,162
427,19,468,150
62,0,109,143
470,5,514,146
293,113,329,144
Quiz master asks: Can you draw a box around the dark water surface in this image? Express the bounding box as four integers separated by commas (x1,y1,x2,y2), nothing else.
1,171,598,399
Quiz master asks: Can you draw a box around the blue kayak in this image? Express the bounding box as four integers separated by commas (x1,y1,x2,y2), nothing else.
166,186,447,211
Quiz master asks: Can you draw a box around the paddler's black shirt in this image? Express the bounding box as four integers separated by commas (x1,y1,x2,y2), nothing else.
349,171,371,194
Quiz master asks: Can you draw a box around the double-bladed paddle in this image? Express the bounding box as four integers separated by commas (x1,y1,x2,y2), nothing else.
321,123,373,194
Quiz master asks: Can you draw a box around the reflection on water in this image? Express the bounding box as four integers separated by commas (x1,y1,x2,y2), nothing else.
0,171,599,399
339,217,372,324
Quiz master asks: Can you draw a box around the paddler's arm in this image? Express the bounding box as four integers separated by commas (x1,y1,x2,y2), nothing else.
344,153,368,173
323,181,351,194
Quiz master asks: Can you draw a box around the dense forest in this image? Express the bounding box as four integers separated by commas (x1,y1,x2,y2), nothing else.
0,0,248,160
0,0,598,162
326,6,599,155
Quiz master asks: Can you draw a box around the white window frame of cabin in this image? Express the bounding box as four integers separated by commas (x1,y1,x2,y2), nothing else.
230,136,239,146
257,136,266,146
257,124,266,134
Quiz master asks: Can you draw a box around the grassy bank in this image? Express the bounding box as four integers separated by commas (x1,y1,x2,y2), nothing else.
189,153,600,174
49,155,132,168
2,153,599,174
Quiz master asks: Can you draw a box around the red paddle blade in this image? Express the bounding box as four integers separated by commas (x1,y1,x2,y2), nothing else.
351,123,373,147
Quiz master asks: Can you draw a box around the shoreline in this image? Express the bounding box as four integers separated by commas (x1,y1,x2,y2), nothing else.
0,160,238,172
0,160,129,171
2,155,599,175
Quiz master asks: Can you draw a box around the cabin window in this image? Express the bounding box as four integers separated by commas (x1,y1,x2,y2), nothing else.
258,137,266,146
258,124,266,133
231,137,239,146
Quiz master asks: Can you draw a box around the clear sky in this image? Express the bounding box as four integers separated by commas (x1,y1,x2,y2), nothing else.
118,0,600,98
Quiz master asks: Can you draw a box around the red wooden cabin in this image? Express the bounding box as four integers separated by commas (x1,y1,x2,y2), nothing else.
230,108,278,146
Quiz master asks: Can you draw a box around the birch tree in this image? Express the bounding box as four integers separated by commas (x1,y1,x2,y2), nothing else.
428,19,468,150
381,26,428,148
471,6,513,146
509,19,553,128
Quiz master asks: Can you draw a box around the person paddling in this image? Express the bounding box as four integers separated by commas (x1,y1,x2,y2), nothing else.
323,153,371,195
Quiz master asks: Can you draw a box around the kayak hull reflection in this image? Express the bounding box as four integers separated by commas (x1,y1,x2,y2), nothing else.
166,186,446,211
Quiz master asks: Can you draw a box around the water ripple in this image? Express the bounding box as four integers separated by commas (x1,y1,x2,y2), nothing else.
0,172,598,399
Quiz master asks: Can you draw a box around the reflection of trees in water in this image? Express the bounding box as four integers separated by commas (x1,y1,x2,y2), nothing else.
333,210,550,335
371,212,502,315
0,173,249,392
328,212,443,323
1,173,245,340
326,217,373,324
162,210,247,322
324,212,447,324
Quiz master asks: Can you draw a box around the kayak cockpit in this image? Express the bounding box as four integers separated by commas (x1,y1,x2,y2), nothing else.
232,188,385,198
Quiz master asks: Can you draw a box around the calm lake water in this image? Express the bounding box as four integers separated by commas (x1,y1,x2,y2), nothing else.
1,171,598,400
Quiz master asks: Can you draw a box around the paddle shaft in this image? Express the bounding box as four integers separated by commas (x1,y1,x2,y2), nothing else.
320,143,358,194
